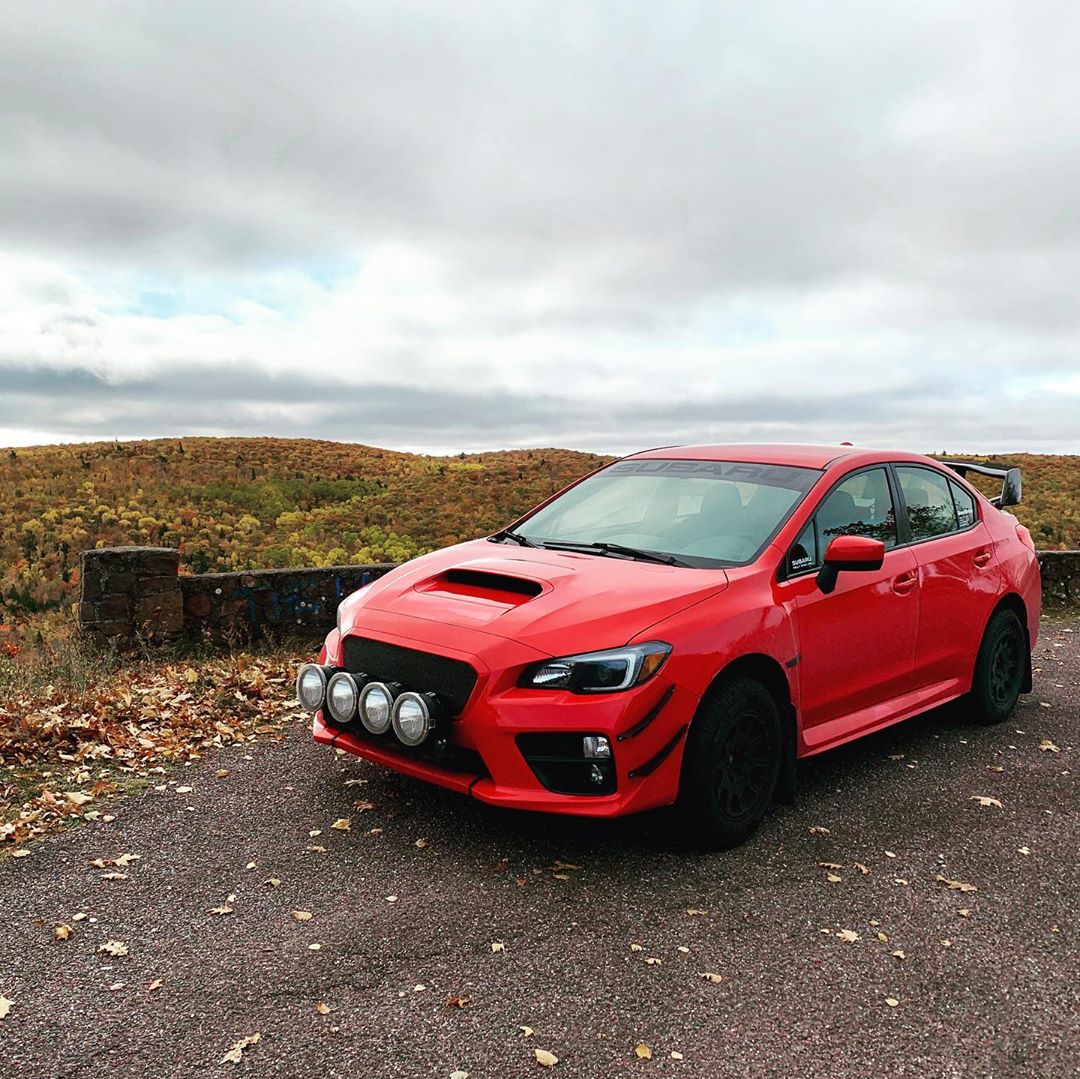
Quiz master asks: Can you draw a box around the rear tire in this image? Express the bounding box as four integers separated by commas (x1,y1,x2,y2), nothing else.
676,677,782,850
969,608,1027,725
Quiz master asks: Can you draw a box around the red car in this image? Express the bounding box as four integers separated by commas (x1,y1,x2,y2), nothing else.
296,444,1040,848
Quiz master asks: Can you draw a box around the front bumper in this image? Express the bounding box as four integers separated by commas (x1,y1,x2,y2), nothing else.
312,617,698,817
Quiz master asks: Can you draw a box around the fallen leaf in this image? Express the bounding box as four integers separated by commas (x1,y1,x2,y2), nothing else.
520,1026,535,1037
808,826,830,835
65,791,93,806
101,871,128,881
54,924,73,940
958,908,973,917
491,941,505,953
635,1043,652,1060
315,1003,331,1015
97,939,128,956
817,861,843,870
836,930,860,943
331,818,352,831
891,950,906,960
10,849,30,859
308,943,322,951
292,911,313,922
445,995,471,1008
210,905,234,916
148,979,163,992
825,874,842,883
884,851,897,859
114,853,140,867
970,796,1003,808
266,878,282,888
1039,739,1060,753
220,1032,260,1065
686,908,708,916
415,838,429,849
72,913,88,922
701,972,723,983
535,1049,559,1067
630,943,643,952
0,997,12,1020
1018,846,1032,856
386,895,398,903
450,1072,470,1079
885,997,899,1008
175,786,193,794
936,875,978,893
876,932,889,943
671,1051,684,1060
215,769,231,777
853,863,871,875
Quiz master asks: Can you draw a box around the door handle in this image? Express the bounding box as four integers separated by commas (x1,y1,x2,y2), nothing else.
973,549,992,568
892,571,918,595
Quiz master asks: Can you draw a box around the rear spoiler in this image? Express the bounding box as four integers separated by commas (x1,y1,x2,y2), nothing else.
940,460,1021,508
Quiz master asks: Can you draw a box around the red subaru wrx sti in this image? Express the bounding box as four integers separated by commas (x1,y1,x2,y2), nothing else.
296,444,1040,848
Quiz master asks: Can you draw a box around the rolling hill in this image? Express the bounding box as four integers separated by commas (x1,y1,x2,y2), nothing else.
1,438,1076,629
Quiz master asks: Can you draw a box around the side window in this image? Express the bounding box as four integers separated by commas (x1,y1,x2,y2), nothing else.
896,466,958,541
788,520,817,574
950,480,977,530
816,468,898,548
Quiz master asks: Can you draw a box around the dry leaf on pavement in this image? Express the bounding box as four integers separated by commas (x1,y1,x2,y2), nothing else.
331,818,352,831
970,796,1003,808
221,1033,260,1064
634,1043,652,1060
0,997,12,1020
535,1048,559,1067
97,939,128,956
936,875,978,892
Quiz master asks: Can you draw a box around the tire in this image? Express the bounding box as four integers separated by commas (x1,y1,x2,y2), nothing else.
969,607,1028,725
676,677,783,850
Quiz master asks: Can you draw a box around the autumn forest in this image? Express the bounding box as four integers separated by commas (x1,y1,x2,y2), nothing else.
1,437,1077,635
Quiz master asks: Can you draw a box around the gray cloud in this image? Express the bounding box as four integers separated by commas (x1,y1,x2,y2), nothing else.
1,2,1079,451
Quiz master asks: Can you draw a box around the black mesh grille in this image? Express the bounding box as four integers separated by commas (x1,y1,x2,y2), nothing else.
341,636,478,716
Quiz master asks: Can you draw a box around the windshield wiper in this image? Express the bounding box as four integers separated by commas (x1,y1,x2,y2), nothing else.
539,540,691,568
491,528,538,547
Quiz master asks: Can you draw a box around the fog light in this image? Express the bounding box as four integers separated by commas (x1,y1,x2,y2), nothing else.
296,664,328,714
359,681,399,735
589,763,606,786
326,672,361,725
392,691,432,747
582,735,611,759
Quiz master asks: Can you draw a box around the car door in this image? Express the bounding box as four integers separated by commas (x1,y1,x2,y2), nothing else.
893,465,1003,690
779,466,920,747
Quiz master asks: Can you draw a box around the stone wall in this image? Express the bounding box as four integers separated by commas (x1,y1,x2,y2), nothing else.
78,546,394,648
78,546,1080,649
1038,551,1080,605
78,546,184,648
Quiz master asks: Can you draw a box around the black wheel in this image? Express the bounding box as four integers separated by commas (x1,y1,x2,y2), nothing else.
969,608,1027,725
676,677,782,850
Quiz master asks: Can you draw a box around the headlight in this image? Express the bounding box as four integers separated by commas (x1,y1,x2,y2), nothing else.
392,691,434,747
359,680,400,735
296,664,329,713
521,642,671,693
326,672,361,725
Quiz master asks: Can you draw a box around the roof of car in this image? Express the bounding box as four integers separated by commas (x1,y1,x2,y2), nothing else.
626,443,875,469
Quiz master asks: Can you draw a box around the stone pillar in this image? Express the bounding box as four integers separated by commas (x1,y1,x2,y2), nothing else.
79,546,183,648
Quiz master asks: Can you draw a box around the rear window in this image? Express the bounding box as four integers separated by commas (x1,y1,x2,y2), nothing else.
897,466,959,540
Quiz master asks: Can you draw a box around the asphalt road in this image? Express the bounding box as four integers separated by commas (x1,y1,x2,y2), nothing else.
2,619,1077,1079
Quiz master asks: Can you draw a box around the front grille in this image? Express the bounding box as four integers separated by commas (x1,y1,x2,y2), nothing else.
341,636,478,716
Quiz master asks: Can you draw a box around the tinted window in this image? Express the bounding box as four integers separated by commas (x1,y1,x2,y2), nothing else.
950,480,977,530
517,459,819,567
816,468,897,548
897,466,958,540
788,520,817,574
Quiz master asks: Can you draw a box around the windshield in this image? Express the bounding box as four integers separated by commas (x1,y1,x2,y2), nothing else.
513,459,820,567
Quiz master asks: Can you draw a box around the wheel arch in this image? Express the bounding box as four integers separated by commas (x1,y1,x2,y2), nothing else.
695,652,798,804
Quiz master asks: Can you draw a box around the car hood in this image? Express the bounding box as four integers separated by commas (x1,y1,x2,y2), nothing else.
340,539,729,657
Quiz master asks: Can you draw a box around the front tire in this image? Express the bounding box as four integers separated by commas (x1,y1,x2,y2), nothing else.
676,677,782,850
969,607,1027,725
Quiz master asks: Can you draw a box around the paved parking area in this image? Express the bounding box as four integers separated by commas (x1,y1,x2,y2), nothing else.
1,620,1077,1078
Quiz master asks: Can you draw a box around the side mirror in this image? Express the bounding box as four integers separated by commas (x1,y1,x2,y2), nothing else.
817,535,886,595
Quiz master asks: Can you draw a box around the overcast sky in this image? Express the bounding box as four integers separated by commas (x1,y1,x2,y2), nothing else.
2,1,1079,455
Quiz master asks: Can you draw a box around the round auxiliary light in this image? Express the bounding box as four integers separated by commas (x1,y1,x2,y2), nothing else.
358,681,395,735
391,691,432,748
326,672,361,725
296,664,328,714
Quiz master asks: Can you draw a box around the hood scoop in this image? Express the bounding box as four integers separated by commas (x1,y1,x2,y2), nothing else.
413,567,546,612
